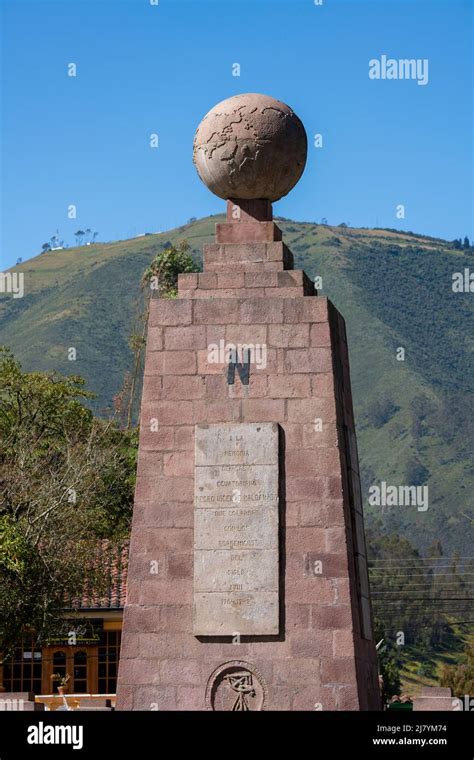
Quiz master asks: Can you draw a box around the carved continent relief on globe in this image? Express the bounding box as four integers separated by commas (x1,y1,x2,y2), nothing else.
192,93,307,201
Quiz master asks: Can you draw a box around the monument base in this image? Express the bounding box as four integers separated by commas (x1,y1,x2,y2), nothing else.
116,206,381,711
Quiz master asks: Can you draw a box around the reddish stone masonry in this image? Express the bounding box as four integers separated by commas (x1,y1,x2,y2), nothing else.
116,201,381,711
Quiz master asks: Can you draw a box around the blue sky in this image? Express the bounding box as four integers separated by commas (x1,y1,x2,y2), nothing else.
1,0,472,269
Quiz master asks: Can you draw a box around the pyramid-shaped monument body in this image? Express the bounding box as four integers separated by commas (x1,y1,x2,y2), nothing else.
116,93,381,711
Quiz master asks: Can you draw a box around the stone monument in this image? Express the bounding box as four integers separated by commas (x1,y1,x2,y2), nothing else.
116,93,381,711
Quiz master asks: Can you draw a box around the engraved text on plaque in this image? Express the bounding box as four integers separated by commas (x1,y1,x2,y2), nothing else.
193,423,279,635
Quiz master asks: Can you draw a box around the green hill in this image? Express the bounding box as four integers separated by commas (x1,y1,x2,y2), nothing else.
1,217,472,555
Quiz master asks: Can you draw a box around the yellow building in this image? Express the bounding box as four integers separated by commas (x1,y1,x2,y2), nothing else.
1,542,127,699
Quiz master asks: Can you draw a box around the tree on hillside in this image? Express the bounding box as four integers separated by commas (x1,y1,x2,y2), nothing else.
50,232,64,249
440,643,474,698
405,459,429,486
463,236,470,249
366,398,399,429
0,348,137,652
41,243,51,253
410,394,436,440
426,539,443,560
74,230,85,246
367,524,452,652
378,643,402,701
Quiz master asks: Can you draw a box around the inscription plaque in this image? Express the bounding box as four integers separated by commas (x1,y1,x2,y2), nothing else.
193,423,279,635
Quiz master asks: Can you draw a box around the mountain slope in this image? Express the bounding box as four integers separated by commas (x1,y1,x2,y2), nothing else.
1,217,472,555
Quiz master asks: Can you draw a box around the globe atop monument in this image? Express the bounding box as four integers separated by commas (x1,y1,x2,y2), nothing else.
193,93,307,202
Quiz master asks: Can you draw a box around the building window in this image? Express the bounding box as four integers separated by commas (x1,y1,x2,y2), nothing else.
73,650,88,693
51,650,67,692
98,631,121,694
3,637,42,694
4,626,122,695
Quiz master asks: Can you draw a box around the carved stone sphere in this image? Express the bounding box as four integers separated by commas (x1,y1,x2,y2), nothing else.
193,93,307,202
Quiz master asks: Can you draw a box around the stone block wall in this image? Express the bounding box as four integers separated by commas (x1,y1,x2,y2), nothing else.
116,209,381,711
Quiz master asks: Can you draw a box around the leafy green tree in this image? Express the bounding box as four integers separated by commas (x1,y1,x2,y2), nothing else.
405,459,429,486
440,644,474,697
0,348,136,651
368,523,451,652
142,239,198,298
378,644,402,700
366,398,399,429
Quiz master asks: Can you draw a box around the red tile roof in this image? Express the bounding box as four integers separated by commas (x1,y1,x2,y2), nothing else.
68,540,129,610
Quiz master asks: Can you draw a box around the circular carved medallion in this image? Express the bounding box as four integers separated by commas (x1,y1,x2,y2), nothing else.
205,661,267,711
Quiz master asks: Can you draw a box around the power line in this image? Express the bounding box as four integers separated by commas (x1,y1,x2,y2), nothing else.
375,604,473,607
374,581,474,594
369,559,474,562
377,604,471,612
373,598,474,602
369,569,474,576
376,621,474,628
370,566,474,570
374,609,474,614
370,576,474,579
374,600,473,604
369,557,474,560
